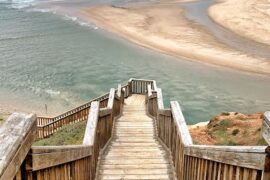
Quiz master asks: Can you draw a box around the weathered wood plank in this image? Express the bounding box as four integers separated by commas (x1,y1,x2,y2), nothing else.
184,145,266,170
0,113,36,180
99,108,112,117
158,109,171,116
31,145,91,153
107,88,115,109
170,101,193,146
187,145,266,153
117,84,121,98
157,88,164,110
32,145,92,171
83,101,100,146
147,84,152,97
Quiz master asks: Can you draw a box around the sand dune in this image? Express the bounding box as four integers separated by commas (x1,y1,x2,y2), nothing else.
80,3,270,75
209,0,270,46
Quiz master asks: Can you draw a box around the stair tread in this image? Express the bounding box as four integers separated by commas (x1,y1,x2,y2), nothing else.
97,95,176,180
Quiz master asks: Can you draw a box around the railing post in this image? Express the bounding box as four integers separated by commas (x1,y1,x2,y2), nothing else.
262,112,270,179
0,113,36,180
83,101,100,145
107,88,115,110
128,78,133,96
117,84,121,98
156,88,164,110
83,101,100,180
116,84,123,116
171,101,193,145
170,101,192,180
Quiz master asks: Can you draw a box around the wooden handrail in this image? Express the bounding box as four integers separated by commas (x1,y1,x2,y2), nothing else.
184,145,266,170
147,84,152,97
31,145,92,171
107,88,115,110
128,78,156,94
83,101,100,146
157,88,164,110
2,79,270,180
27,83,125,179
37,92,109,126
36,80,140,138
146,83,270,179
36,93,109,138
117,84,121,98
37,79,154,127
171,101,193,146
0,113,36,180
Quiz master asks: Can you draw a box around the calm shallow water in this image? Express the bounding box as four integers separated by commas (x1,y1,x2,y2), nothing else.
0,2,270,124
182,0,270,59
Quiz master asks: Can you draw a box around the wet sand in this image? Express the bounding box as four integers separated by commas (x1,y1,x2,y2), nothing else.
80,2,270,75
0,105,11,121
209,0,270,46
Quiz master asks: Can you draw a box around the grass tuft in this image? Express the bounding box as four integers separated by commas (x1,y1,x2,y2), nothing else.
34,121,87,146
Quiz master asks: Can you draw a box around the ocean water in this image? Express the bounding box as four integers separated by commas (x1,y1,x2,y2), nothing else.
0,1,270,124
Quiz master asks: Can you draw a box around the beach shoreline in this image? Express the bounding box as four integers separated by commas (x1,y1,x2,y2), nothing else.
208,0,270,46
79,3,270,75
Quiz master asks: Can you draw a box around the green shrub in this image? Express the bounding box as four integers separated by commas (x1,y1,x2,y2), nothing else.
221,112,230,116
219,119,231,129
232,129,239,136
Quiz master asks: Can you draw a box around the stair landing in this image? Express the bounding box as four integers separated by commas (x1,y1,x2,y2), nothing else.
97,95,176,179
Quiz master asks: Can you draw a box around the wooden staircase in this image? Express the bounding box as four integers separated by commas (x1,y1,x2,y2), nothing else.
97,95,176,179
2,79,270,180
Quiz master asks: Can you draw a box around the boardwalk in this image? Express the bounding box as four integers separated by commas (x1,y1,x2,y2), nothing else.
97,95,176,179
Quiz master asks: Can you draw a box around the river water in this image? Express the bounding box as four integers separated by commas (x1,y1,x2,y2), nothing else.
182,0,270,59
0,0,269,124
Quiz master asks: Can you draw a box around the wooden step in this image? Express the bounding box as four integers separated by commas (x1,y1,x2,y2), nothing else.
100,164,172,169
98,174,172,179
114,134,155,137
116,122,153,125
105,147,164,152
104,153,167,158
113,139,157,143
114,130,155,134
110,142,160,146
97,94,176,180
99,169,173,175
100,159,169,165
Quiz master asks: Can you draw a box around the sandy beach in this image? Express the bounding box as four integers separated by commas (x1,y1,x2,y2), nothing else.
80,2,270,75
209,0,270,46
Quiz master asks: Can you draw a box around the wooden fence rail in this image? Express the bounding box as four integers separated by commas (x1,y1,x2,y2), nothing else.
0,113,36,180
36,79,154,139
146,84,270,180
2,78,269,180
21,86,124,180
36,93,109,139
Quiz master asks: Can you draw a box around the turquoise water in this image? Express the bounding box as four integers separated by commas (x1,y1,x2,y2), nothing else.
0,3,270,124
